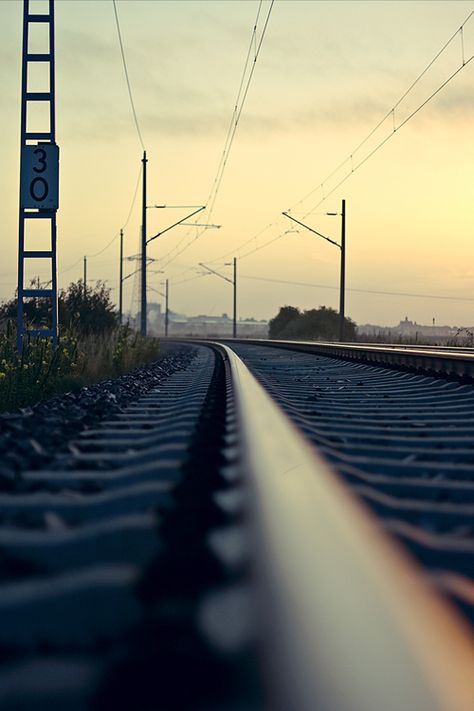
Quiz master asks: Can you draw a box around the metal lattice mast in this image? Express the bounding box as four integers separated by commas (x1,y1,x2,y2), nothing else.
17,0,59,350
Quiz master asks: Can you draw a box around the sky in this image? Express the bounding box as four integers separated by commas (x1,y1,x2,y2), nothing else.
1,0,474,327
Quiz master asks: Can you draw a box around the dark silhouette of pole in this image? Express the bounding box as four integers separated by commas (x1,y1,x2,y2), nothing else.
165,278,169,336
119,228,123,324
140,150,147,336
339,199,346,342
233,257,237,338
283,204,346,342
83,256,87,294
199,261,236,336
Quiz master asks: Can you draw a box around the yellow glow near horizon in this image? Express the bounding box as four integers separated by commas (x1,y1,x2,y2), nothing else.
1,0,474,327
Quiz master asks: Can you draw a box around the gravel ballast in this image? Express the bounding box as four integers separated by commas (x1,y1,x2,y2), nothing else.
0,344,196,483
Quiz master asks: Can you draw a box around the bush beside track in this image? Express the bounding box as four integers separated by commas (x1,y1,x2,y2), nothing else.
0,281,160,411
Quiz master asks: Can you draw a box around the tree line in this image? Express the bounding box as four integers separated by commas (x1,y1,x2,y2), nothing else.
269,305,356,341
0,280,117,336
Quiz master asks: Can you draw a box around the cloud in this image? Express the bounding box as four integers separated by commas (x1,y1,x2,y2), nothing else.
431,84,474,119
56,91,392,143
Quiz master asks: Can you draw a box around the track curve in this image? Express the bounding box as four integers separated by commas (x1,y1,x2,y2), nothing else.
226,340,474,618
0,339,472,711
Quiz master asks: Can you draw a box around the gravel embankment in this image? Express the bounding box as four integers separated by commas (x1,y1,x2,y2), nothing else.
0,344,196,484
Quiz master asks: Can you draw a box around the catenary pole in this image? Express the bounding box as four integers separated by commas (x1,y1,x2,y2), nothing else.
233,257,237,338
283,204,346,342
339,199,346,342
165,278,169,336
119,228,123,324
140,150,147,336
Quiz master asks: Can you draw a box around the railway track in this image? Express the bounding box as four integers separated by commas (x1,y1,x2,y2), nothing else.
0,339,473,710
226,341,474,607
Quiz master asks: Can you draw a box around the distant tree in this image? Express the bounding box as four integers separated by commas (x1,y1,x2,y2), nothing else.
300,307,339,339
269,305,356,341
268,306,301,339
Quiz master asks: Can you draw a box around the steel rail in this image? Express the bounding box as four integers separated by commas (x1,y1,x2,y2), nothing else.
203,337,474,378
345,342,474,353
219,343,474,711
163,336,474,353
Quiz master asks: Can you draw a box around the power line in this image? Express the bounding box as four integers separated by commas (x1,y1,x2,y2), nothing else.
87,164,142,259
158,0,275,270
237,224,290,260
209,221,279,266
61,15,145,282
59,256,83,276
158,0,274,269
112,0,146,151
171,268,474,303
205,1,263,219
206,0,274,220
170,220,280,284
206,8,474,267
233,35,474,262
121,163,143,230
60,164,142,275
303,56,474,221
172,273,209,287
239,274,474,303
289,8,474,217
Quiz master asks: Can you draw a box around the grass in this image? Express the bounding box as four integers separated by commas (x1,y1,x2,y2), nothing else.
0,322,160,412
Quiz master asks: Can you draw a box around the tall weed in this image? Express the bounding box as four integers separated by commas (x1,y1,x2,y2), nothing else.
0,322,160,411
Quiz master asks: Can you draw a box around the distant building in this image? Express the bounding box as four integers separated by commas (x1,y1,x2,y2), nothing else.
166,312,268,338
357,316,467,344
127,303,268,338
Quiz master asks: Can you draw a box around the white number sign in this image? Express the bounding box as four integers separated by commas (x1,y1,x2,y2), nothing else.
20,143,59,209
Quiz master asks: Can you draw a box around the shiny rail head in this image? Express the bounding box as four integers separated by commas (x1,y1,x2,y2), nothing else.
185,337,474,379
217,343,474,711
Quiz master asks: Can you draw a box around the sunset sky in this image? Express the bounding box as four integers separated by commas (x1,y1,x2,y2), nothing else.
1,0,474,327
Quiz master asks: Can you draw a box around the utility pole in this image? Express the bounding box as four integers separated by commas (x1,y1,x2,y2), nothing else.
119,228,123,324
132,202,207,335
165,278,169,336
233,257,237,338
140,150,147,336
339,199,346,342
283,201,346,343
83,256,87,293
199,260,237,337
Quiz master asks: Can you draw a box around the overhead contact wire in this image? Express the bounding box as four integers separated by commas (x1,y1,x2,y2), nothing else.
225,10,474,264
289,7,474,215
159,0,274,270
61,165,142,275
112,0,146,151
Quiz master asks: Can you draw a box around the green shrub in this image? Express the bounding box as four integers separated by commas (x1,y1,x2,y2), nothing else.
0,280,118,338
0,323,159,411
0,329,78,410
0,279,161,411
0,324,160,412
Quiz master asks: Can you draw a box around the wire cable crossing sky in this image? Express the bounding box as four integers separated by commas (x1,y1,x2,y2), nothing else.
1,0,473,327
212,6,474,269
289,7,474,217
157,0,275,272
112,0,146,151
